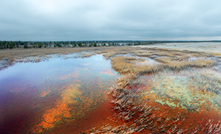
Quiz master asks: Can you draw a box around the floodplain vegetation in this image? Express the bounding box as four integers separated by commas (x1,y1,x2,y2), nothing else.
86,47,221,133
104,47,216,75
1,46,221,133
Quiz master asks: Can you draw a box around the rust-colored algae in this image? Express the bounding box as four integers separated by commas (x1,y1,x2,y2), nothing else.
40,90,51,97
60,71,79,80
32,79,111,133
100,69,117,76
33,84,83,132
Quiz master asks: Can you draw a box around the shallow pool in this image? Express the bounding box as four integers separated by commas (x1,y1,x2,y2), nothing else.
0,54,119,134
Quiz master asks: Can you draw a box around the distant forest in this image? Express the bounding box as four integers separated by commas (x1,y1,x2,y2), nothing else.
0,41,153,49
0,40,220,49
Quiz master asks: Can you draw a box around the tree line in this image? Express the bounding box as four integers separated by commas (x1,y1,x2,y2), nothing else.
0,41,154,49
1,40,220,49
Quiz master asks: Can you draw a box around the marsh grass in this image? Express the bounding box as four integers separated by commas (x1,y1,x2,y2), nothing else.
165,59,215,71
111,57,159,75
136,52,152,57
112,51,215,75
81,53,95,58
191,74,221,94
0,46,217,72
103,52,118,58
103,51,129,59
155,56,215,71
94,51,104,54
116,73,139,88
149,49,216,69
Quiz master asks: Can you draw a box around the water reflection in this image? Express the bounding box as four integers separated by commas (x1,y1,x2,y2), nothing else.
0,54,118,134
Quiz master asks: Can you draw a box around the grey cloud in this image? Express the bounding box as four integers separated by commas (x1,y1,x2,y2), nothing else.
0,0,221,41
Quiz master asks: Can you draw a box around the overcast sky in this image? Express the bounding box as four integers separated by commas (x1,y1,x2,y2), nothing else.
0,0,221,41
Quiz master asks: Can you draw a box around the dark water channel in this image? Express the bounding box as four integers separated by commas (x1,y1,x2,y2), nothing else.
0,54,119,134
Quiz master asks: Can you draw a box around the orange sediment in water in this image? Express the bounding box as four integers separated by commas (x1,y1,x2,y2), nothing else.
100,69,117,76
32,83,108,133
40,90,51,97
47,98,125,134
33,84,82,132
60,71,79,80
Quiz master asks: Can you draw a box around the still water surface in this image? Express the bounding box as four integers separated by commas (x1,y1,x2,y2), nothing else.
0,54,119,134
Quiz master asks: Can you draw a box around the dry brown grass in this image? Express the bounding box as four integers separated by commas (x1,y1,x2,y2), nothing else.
103,51,129,59
136,52,152,57
174,56,190,61
143,48,215,58
116,73,139,88
154,51,175,57
103,51,118,58
0,48,95,60
155,57,216,71
130,48,215,61
94,51,104,54
190,59,216,67
81,53,95,58
155,57,172,63
111,57,159,75
155,55,190,63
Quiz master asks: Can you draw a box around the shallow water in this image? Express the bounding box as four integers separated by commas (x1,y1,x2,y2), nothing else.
0,54,119,134
137,42,221,53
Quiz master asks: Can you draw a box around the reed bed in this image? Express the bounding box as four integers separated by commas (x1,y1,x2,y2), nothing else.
155,57,215,71
111,57,159,75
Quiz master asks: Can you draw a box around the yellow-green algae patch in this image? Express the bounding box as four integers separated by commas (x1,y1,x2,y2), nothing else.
142,69,221,112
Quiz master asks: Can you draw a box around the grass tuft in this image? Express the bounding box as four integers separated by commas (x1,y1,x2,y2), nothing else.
111,57,159,75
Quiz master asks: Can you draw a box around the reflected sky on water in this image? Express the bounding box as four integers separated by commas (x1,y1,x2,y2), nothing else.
0,54,119,134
